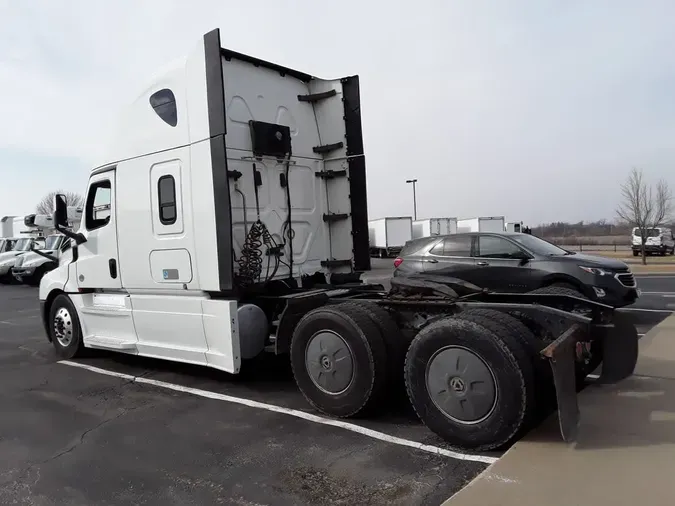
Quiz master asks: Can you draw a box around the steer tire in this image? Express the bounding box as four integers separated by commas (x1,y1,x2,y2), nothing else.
49,294,86,359
290,304,388,418
337,301,409,393
404,316,534,451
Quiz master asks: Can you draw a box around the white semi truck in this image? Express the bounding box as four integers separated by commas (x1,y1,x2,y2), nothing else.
39,29,638,451
457,216,506,233
368,217,413,257
412,217,458,239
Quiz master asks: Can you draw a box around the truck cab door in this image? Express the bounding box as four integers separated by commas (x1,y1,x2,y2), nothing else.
76,170,122,290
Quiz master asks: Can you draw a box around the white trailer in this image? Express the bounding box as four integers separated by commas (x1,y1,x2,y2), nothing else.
505,221,524,233
457,216,505,233
368,217,413,257
412,217,457,239
1,216,24,238
36,29,637,453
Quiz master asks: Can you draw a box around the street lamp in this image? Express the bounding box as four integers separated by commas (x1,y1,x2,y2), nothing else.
406,179,418,220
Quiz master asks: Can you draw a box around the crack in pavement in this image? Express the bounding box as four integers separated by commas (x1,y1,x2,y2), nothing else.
3,389,146,497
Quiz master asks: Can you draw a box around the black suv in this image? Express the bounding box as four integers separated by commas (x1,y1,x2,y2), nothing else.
394,232,639,307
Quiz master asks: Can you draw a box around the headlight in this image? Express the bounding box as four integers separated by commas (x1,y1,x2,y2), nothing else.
579,266,613,276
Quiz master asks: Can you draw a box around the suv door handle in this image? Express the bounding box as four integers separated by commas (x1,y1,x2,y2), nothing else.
476,261,489,266
424,258,438,263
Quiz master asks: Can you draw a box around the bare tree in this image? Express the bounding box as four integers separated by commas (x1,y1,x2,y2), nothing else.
616,168,673,265
36,191,84,216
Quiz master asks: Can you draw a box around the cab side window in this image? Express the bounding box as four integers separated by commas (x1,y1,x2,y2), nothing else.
85,180,112,231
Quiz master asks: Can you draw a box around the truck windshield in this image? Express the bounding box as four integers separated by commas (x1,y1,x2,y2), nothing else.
511,234,569,256
44,235,63,251
12,239,33,252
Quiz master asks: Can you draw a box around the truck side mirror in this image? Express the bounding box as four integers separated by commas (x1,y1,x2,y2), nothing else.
53,194,87,245
54,194,68,228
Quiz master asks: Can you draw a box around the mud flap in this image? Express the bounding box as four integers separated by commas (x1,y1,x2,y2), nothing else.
540,324,582,442
598,311,639,384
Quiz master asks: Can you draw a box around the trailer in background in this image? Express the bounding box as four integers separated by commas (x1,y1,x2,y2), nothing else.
412,217,458,239
505,221,523,233
1,216,24,238
457,216,505,233
369,217,413,258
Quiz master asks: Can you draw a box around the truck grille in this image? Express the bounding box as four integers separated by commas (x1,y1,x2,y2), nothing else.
615,269,636,288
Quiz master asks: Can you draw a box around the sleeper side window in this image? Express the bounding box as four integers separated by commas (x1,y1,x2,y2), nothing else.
85,180,112,231
158,175,177,225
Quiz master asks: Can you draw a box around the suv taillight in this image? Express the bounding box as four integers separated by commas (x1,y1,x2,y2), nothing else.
393,257,403,268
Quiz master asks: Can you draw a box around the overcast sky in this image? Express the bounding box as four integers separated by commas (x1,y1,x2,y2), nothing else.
1,1,674,225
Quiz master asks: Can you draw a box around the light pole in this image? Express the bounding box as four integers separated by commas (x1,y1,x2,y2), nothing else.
406,179,418,220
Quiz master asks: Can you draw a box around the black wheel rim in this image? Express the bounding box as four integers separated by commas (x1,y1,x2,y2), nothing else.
425,345,497,424
305,330,355,394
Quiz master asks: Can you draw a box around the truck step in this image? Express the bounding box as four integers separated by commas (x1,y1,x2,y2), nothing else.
313,141,344,154
297,89,337,103
83,336,138,351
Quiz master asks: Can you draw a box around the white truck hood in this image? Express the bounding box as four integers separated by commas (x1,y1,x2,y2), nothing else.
0,250,22,263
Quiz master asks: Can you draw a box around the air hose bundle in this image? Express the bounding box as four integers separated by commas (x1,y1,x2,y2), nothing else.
236,152,293,287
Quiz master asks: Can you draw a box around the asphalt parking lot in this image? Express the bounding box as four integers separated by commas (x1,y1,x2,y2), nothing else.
2,267,673,506
0,284,489,506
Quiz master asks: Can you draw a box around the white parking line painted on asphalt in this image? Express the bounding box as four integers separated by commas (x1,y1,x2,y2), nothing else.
638,292,675,295
58,360,498,465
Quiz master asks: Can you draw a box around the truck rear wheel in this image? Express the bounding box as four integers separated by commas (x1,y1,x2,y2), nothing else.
520,286,602,387
49,294,86,359
337,301,410,392
454,309,537,429
290,304,388,418
404,316,534,451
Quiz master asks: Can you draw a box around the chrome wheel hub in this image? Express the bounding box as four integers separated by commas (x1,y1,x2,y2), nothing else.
54,307,73,347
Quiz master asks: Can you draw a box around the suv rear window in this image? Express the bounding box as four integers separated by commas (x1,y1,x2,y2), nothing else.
400,237,436,256
429,236,472,257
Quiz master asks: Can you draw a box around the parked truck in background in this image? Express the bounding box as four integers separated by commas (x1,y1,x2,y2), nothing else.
631,227,675,256
12,208,82,286
368,217,413,257
39,29,639,452
412,217,457,239
1,216,25,238
457,216,505,233
0,235,46,283
505,221,523,233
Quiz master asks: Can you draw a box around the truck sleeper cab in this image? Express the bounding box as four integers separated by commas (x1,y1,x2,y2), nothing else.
40,29,639,452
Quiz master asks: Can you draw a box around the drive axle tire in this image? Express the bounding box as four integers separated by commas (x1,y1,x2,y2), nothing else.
50,294,86,359
290,304,388,418
337,301,410,392
404,316,534,451
519,286,602,387
454,309,538,428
